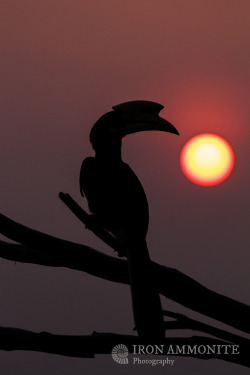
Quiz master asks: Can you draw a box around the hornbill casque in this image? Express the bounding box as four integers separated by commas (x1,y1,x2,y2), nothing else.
80,100,179,340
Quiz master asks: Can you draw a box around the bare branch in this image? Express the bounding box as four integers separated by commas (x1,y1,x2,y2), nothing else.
0,326,249,367
0,213,128,283
59,192,126,255
163,310,250,349
0,212,250,335
58,194,250,336
0,240,63,267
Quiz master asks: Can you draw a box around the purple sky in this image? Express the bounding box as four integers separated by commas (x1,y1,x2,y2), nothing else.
0,1,249,374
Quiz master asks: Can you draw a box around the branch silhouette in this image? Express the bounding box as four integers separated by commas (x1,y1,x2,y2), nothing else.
162,310,250,350
1,209,250,335
0,327,249,367
0,196,250,366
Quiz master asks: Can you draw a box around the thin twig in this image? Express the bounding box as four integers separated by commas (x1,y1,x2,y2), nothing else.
163,310,250,349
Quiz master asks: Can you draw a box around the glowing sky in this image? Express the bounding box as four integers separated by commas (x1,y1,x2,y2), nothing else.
0,1,250,374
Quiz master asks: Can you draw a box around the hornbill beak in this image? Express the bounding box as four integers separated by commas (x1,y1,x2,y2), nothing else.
112,100,179,137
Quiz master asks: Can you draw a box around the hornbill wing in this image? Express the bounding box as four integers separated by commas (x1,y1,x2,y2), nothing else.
80,157,149,239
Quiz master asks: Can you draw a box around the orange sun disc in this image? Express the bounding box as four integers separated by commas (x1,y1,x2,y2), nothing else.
180,134,235,186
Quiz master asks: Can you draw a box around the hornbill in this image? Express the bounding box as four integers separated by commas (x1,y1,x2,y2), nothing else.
80,101,179,340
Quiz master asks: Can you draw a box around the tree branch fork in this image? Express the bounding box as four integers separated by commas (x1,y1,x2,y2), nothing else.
0,193,249,367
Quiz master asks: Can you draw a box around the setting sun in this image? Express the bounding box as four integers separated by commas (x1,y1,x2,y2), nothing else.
180,134,234,186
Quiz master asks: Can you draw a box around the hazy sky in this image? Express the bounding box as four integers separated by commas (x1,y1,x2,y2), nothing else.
0,1,249,374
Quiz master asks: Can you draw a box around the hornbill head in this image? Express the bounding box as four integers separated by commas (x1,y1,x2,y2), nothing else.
89,100,179,152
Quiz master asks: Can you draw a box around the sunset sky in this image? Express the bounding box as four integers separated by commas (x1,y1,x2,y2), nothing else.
0,1,249,374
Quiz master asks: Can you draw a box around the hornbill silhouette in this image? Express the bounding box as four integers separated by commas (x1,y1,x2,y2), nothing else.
80,101,179,340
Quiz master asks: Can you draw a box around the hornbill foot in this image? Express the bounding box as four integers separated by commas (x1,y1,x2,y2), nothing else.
113,243,127,258
115,248,127,258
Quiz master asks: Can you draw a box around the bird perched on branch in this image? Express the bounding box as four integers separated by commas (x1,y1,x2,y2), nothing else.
80,100,179,340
